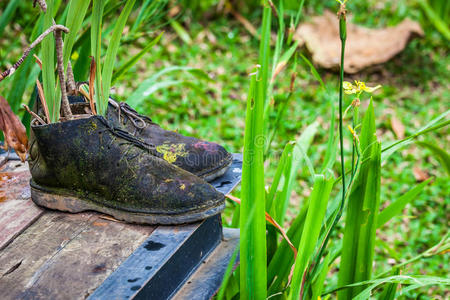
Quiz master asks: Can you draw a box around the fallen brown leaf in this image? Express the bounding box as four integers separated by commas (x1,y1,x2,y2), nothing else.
413,166,429,182
294,11,424,73
0,96,28,162
391,115,405,139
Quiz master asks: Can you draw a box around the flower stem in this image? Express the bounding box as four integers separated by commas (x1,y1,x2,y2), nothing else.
338,5,347,209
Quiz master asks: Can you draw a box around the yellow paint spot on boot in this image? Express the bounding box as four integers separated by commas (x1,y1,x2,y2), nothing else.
180,184,186,190
156,144,188,163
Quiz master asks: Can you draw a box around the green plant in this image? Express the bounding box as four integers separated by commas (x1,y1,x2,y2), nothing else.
218,1,450,299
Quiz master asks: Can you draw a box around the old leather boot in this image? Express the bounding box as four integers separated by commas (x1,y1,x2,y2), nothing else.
35,93,232,181
107,99,232,181
28,115,225,225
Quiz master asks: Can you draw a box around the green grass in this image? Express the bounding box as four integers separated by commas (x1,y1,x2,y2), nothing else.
0,1,448,298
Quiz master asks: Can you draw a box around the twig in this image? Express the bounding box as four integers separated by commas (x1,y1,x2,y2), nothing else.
33,54,42,69
0,25,69,82
66,61,77,95
88,57,97,115
36,80,50,122
268,0,279,19
54,30,72,120
33,0,47,12
23,105,46,125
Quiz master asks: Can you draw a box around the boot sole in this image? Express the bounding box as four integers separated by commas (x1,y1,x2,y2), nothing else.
30,182,225,225
198,154,233,182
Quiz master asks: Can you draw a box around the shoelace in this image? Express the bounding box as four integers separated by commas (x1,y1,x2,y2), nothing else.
109,99,157,130
97,116,161,159
77,82,155,131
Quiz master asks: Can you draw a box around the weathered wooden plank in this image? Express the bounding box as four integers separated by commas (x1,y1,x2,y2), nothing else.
0,161,43,250
211,153,242,195
89,215,223,300
172,228,240,300
0,211,155,300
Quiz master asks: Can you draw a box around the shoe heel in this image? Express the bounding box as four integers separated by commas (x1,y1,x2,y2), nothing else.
30,184,92,213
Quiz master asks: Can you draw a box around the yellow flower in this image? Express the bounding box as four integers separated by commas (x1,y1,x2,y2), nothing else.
343,80,381,95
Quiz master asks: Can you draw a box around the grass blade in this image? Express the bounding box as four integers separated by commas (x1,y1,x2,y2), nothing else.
217,245,239,300
169,20,192,44
377,178,432,228
288,174,334,299
300,54,325,90
417,0,450,40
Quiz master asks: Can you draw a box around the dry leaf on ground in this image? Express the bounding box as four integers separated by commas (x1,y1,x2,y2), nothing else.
0,96,28,161
413,166,430,182
391,115,406,139
294,11,424,73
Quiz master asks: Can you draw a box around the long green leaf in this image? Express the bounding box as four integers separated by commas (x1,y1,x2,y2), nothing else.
417,0,450,40
100,0,136,115
326,275,450,298
91,0,105,114
273,122,318,224
130,0,152,32
240,64,267,299
63,0,90,70
111,32,163,85
378,269,399,300
416,141,450,176
311,253,331,300
42,0,57,122
126,66,209,107
0,0,19,37
338,100,381,300
300,54,325,90
259,1,272,112
288,174,334,300
266,142,294,212
267,198,310,294
382,110,449,162
354,275,450,300
377,178,431,228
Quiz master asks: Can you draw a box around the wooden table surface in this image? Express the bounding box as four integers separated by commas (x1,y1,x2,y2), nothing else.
0,155,241,300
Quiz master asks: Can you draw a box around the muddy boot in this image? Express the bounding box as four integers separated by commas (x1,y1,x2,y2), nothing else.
107,99,232,181
28,115,225,225
35,91,232,181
